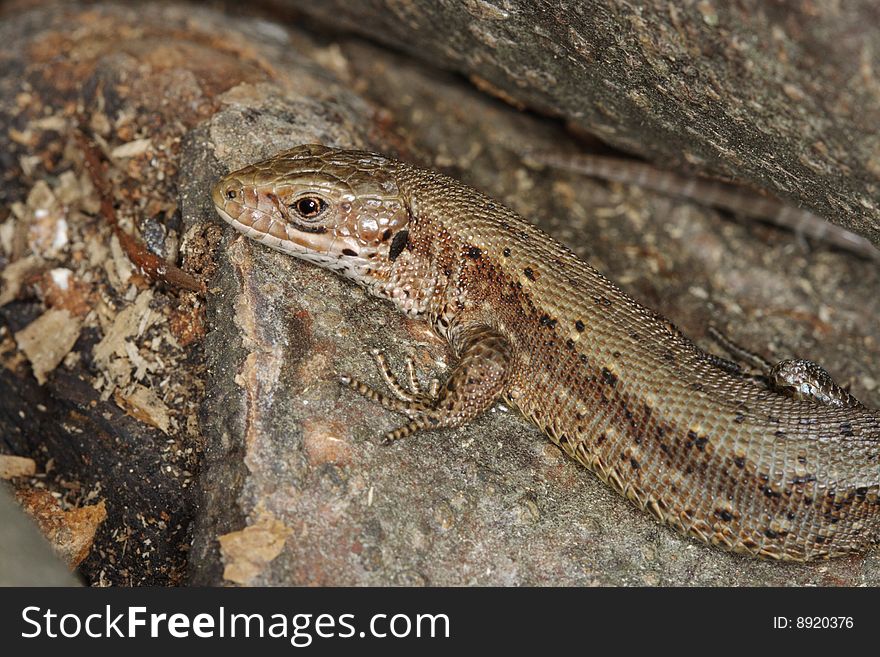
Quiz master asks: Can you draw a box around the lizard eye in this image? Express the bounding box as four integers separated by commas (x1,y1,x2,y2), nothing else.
292,196,327,220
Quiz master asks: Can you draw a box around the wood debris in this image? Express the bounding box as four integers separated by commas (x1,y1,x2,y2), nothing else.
14,308,83,384
15,490,107,569
219,513,293,585
0,455,37,479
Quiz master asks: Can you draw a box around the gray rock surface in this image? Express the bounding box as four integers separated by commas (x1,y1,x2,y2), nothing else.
285,0,880,247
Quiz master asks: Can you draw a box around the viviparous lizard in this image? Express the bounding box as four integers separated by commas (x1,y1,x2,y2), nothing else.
212,144,880,561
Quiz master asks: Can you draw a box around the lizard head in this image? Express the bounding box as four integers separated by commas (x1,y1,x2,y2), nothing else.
212,144,411,273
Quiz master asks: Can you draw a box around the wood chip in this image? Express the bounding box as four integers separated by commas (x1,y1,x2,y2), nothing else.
93,290,154,368
219,513,292,585
24,180,68,257
37,267,91,317
14,308,83,384
0,454,37,479
0,254,43,306
111,138,152,159
114,384,171,433
15,490,107,569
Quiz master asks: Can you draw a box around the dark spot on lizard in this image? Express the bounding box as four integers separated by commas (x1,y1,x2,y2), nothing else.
733,457,746,469
762,486,781,499
381,228,393,241
341,248,358,257
764,529,780,539
502,247,511,257
466,246,482,260
774,430,786,438
565,338,575,350
523,267,536,281
715,509,733,522
734,413,745,424
630,458,640,470
596,433,606,446
575,320,585,332
695,436,708,451
601,368,618,386
389,230,409,261
839,422,854,437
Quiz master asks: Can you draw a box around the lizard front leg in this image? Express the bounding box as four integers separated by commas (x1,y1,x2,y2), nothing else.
341,324,513,444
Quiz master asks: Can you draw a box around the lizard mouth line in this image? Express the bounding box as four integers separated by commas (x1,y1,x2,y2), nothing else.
214,203,327,245
215,202,352,265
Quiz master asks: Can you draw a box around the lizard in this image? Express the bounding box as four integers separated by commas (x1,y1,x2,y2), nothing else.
212,144,880,561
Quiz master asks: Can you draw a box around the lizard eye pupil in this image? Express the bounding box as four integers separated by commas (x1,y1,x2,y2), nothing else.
293,197,326,219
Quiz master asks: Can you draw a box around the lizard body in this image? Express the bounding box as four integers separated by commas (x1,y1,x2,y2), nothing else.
212,144,880,561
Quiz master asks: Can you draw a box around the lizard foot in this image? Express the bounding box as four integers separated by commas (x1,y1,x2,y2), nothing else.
339,348,441,443
708,324,862,408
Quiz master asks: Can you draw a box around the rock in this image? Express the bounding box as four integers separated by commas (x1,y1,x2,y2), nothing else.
285,0,880,247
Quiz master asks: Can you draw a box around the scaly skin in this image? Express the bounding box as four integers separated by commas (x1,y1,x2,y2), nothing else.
212,144,880,561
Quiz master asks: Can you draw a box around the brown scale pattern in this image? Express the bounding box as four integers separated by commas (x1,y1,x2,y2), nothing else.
213,145,880,561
